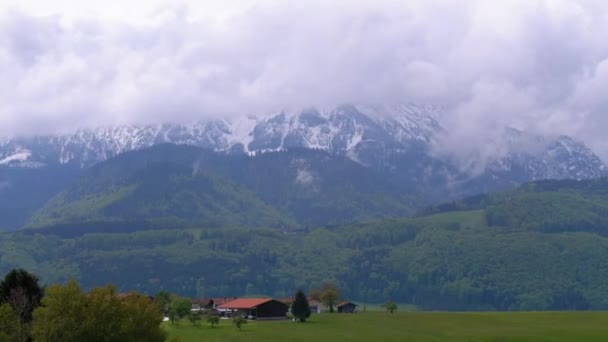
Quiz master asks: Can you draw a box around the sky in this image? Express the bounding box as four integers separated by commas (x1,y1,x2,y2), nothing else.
1,0,608,160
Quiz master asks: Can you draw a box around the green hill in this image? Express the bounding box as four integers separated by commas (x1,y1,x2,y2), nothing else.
419,178,608,234
27,144,415,232
28,161,293,230
3,177,608,310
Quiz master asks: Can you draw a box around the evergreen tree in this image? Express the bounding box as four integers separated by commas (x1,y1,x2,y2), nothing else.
0,268,44,323
291,290,311,322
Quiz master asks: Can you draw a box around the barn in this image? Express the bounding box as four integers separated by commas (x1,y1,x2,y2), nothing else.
217,298,288,320
337,301,358,313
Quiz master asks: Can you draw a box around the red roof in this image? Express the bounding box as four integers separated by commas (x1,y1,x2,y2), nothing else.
337,301,357,307
217,298,273,309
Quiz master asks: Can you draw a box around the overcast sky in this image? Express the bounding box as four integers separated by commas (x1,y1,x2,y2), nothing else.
1,0,608,159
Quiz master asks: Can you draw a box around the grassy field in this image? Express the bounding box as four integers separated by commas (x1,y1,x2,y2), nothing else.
164,311,608,341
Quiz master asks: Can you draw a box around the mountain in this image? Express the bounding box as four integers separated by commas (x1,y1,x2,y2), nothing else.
0,166,81,231
27,144,415,232
1,104,606,231
1,104,604,182
0,104,440,166
4,177,608,310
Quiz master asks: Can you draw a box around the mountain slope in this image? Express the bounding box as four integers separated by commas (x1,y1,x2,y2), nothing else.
28,144,415,231
0,166,81,230
1,104,605,194
4,178,608,310
419,177,608,235
1,104,607,232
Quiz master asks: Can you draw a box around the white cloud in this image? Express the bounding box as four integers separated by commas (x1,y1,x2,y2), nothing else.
1,0,608,160
295,168,316,187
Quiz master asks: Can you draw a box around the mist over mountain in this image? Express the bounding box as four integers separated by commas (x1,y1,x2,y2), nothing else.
0,104,606,232
1,103,604,177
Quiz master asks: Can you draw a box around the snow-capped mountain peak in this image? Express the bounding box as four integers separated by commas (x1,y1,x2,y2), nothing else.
0,104,605,187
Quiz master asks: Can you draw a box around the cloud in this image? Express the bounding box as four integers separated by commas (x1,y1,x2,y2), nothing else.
1,0,608,160
295,168,316,187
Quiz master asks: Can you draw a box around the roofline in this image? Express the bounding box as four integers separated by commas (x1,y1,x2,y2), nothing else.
217,298,274,309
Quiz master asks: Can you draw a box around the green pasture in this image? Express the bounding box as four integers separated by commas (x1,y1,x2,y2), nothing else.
164,311,608,341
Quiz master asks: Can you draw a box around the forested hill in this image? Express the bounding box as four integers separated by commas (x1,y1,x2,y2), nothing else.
2,177,608,310
27,144,415,232
418,178,608,235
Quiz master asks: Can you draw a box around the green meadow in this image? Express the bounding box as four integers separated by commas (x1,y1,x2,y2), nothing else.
164,311,608,342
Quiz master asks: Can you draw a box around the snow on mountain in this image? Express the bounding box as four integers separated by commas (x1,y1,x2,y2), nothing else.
0,150,31,165
0,103,605,184
0,104,440,165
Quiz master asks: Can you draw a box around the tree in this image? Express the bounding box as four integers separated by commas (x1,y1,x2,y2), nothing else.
81,286,124,340
232,316,247,330
309,288,321,301
154,290,172,314
0,303,25,342
31,280,166,342
119,292,167,341
0,268,44,324
381,301,398,314
207,315,220,328
169,297,192,324
291,290,311,322
31,280,86,341
320,282,340,313
188,311,202,325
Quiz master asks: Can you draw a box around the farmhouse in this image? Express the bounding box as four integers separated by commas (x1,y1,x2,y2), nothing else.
191,297,237,312
217,298,288,320
336,301,358,313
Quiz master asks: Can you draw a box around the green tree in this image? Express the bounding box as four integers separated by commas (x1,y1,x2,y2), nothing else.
188,311,202,325
0,303,25,342
32,280,165,342
119,293,166,341
232,315,247,330
291,290,311,322
207,315,220,328
320,282,340,313
309,288,321,301
31,280,86,341
381,301,398,313
81,286,124,340
169,297,192,324
154,290,172,314
0,268,44,324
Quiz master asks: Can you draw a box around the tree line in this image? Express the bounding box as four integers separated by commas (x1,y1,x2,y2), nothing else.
0,269,165,342
1,268,373,341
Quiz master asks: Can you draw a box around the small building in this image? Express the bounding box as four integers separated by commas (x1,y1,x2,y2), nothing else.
217,298,288,320
336,301,358,313
308,299,322,314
